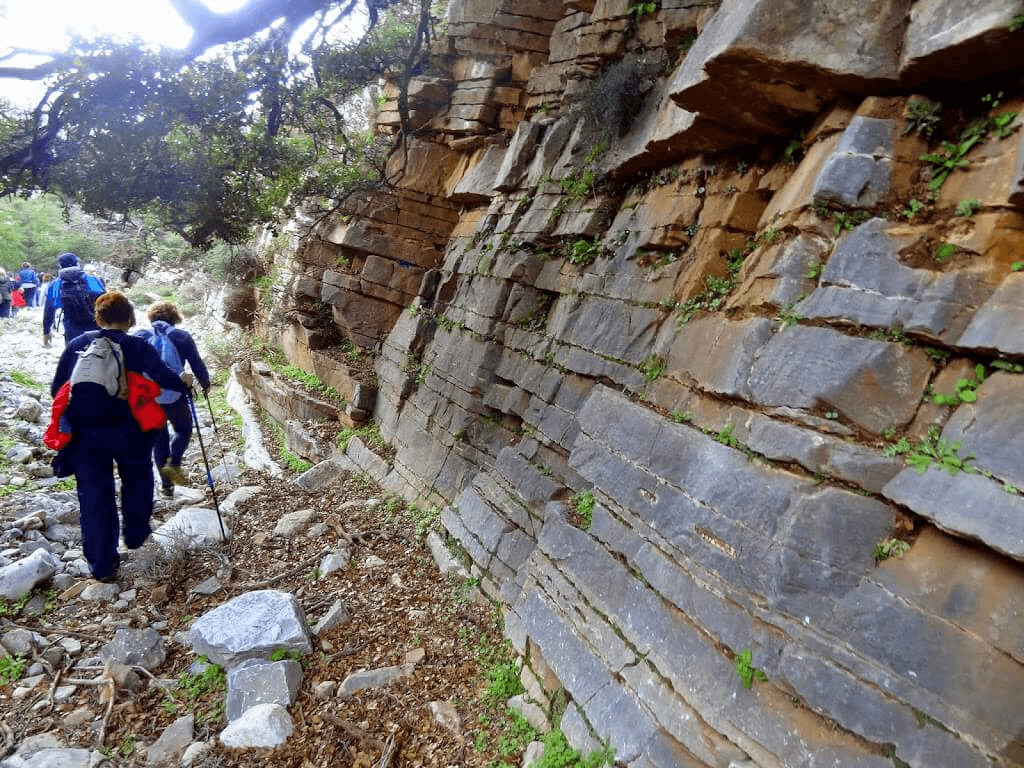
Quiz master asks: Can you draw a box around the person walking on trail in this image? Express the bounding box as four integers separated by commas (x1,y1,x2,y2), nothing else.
0,268,11,319
16,262,40,308
49,292,194,583
135,301,211,497
43,252,106,346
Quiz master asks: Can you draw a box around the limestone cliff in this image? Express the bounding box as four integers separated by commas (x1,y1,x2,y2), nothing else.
246,1,1024,765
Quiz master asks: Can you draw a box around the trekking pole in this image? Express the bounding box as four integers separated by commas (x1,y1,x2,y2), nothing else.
187,388,227,543
201,387,227,456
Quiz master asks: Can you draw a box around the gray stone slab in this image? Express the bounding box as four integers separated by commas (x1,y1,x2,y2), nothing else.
901,0,1024,82
778,649,990,768
100,627,166,670
338,662,414,695
883,466,1024,562
621,662,748,768
942,371,1024,490
226,659,302,721
548,295,663,367
872,526,1024,663
812,117,895,207
519,589,614,706
665,316,774,398
189,590,312,667
796,218,989,342
746,325,933,434
578,682,657,764
530,533,636,672
440,505,490,570
451,143,506,203
750,233,827,308
495,447,561,506
821,581,1024,750
956,272,1024,354
744,414,903,493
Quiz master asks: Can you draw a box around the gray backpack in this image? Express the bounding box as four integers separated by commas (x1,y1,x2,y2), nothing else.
69,332,127,399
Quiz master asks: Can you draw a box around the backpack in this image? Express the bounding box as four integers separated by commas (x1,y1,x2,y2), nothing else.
59,272,97,327
69,331,127,400
149,327,184,404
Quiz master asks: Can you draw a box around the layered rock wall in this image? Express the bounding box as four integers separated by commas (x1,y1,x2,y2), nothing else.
254,1,1024,765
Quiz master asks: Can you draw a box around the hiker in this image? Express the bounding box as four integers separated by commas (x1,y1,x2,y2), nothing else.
17,261,39,308
38,273,53,308
49,291,193,583
135,301,211,497
43,252,106,346
0,268,10,318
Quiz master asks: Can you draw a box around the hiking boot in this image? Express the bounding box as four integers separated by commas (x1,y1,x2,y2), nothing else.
160,463,188,486
160,484,175,498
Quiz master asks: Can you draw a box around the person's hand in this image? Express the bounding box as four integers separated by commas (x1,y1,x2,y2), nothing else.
202,383,211,396
180,371,195,388
43,333,51,347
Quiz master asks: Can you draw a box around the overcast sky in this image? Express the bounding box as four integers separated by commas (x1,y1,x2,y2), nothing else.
0,0,247,106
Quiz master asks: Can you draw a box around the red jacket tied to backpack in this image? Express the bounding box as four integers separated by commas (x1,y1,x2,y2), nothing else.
45,372,167,450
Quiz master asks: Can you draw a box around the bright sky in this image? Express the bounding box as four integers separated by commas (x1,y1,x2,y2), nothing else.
0,0,249,106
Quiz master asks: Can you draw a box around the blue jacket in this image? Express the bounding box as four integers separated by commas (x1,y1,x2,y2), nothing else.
51,329,189,430
17,268,39,288
136,320,211,392
42,266,106,337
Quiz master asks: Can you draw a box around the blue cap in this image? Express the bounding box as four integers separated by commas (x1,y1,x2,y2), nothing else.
58,252,79,268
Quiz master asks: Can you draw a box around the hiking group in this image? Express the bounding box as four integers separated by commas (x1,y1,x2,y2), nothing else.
0,261,46,317
40,251,212,583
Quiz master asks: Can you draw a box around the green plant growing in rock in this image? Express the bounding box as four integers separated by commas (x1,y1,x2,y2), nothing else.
874,538,910,562
672,409,693,423
992,358,1024,373
903,99,942,137
640,353,666,382
627,1,657,19
566,238,601,266
933,242,957,263
406,502,441,539
279,365,343,404
782,132,804,165
571,489,596,530
1012,7,1024,31
734,648,767,688
167,656,227,725
885,425,977,476
955,197,981,216
900,198,924,219
337,420,390,457
930,363,985,405
920,107,1018,191
924,346,951,362
675,247,747,326
832,210,870,236
1013,261,1024,272
533,729,616,768
777,304,804,330
0,652,27,685
805,259,823,279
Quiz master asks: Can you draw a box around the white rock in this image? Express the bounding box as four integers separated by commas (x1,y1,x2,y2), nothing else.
218,703,294,748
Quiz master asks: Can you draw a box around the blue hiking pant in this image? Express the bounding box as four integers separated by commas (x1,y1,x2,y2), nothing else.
71,425,158,580
22,287,36,306
153,395,193,473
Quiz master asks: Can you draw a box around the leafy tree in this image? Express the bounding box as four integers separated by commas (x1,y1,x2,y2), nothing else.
0,195,107,272
0,0,439,250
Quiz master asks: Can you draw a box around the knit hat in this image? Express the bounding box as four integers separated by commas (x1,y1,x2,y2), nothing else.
58,252,79,268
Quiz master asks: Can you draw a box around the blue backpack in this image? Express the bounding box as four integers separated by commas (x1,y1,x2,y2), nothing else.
150,327,184,404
